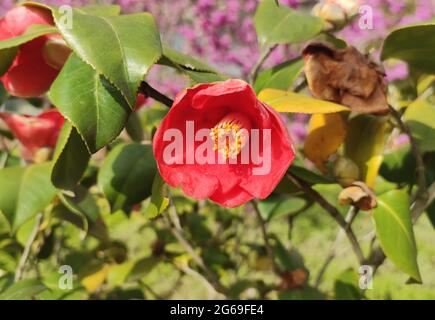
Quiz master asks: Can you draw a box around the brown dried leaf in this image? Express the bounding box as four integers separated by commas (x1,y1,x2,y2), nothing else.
303,43,389,115
338,181,377,211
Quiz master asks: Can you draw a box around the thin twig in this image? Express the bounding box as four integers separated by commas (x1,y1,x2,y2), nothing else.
286,173,365,264
249,45,278,84
389,105,427,204
138,81,174,108
165,205,227,295
315,206,359,287
15,213,43,282
251,201,281,275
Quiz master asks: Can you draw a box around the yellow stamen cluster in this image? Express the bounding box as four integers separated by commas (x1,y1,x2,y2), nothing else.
210,120,246,159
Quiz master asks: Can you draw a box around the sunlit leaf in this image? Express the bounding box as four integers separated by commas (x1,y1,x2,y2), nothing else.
258,89,350,114
254,0,323,46
49,54,131,153
373,190,421,283
254,59,303,93
0,163,56,231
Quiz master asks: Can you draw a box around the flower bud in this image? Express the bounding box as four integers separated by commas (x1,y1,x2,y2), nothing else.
312,0,360,30
333,156,360,187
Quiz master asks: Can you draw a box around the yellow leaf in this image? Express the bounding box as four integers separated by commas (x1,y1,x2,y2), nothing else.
344,115,391,188
304,113,347,173
81,264,111,293
258,89,350,114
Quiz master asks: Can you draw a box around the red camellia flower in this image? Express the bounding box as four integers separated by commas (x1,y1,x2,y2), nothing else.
153,79,295,208
0,109,64,154
0,6,60,97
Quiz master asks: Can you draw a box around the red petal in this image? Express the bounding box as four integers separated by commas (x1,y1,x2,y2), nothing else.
1,37,59,97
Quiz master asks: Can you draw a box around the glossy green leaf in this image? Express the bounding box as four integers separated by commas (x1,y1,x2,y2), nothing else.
381,24,435,73
161,46,217,73
51,121,91,190
373,189,421,282
403,98,435,152
144,172,169,219
0,163,56,231
0,25,57,50
254,59,303,93
0,279,46,300
254,0,323,46
98,143,157,212
344,115,391,188
49,54,131,153
50,8,162,107
160,46,226,83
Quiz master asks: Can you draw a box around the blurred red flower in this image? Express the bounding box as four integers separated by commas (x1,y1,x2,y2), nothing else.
0,6,61,97
153,79,294,208
0,109,64,155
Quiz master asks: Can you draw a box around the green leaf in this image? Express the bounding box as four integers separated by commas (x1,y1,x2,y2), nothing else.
334,269,363,300
0,25,58,50
50,8,162,107
254,58,303,93
380,145,416,185
258,89,350,114
373,189,421,282
49,54,131,153
381,24,435,73
75,4,121,16
55,186,109,241
403,98,435,152
144,172,169,219
344,115,391,188
98,143,157,212
161,46,217,73
254,0,323,47
160,46,226,83
183,70,227,84
0,279,46,300
257,195,306,221
0,163,56,231
51,121,91,190
125,112,144,142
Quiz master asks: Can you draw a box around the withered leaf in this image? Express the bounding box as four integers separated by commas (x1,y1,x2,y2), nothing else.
303,43,389,115
338,181,377,211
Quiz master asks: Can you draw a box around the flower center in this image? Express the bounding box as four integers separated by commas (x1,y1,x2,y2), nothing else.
210,112,251,159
